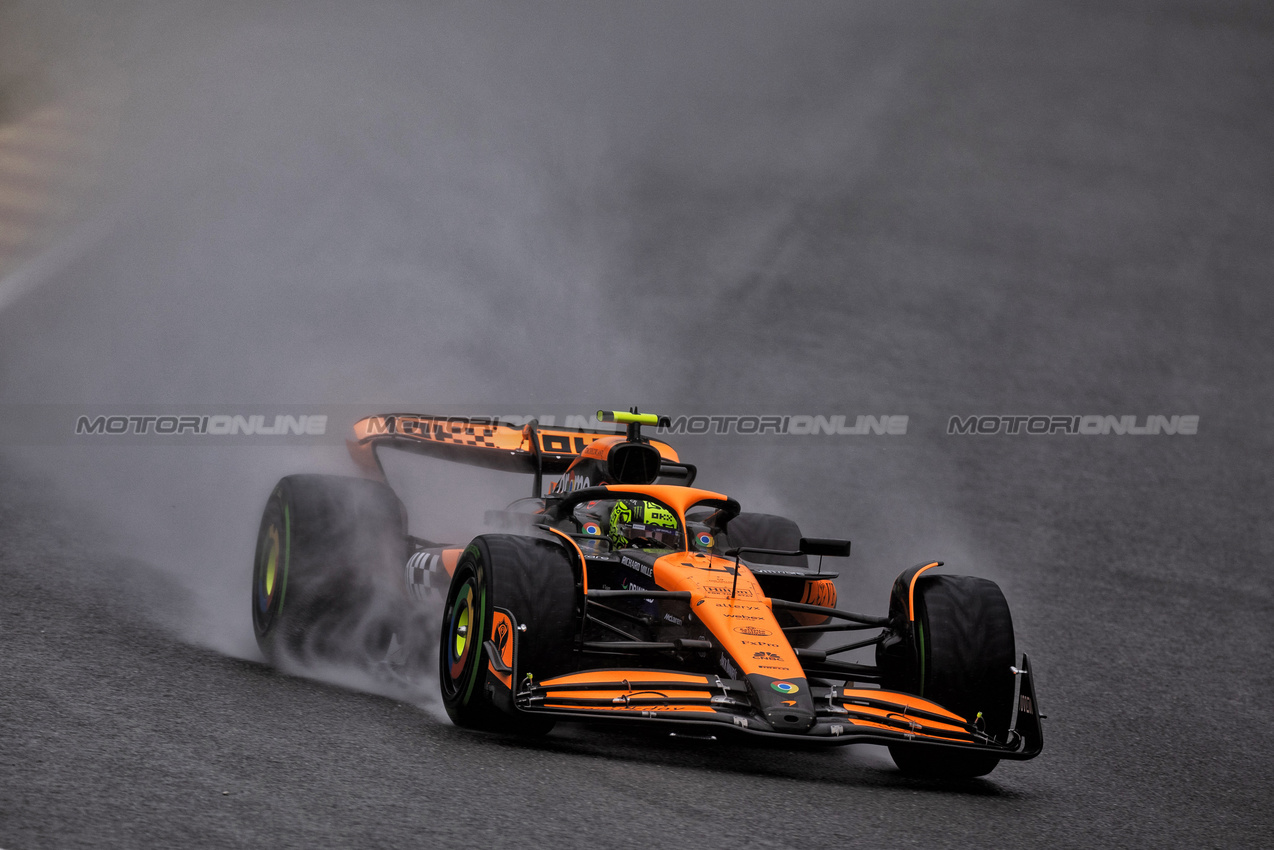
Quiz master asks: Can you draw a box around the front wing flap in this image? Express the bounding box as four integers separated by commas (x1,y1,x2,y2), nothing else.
513,666,1042,758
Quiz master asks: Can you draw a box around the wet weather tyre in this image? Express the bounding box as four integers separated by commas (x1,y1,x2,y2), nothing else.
440,534,577,736
251,474,408,668
887,575,1016,779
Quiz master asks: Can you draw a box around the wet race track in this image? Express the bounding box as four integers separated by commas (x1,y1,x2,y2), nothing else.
1,2,1272,847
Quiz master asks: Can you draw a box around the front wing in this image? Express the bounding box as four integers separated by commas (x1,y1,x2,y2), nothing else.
507,658,1043,757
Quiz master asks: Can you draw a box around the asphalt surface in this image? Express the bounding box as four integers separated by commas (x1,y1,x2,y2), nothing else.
2,1,1272,847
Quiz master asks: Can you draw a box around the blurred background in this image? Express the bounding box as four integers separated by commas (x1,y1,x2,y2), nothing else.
1,1,1270,846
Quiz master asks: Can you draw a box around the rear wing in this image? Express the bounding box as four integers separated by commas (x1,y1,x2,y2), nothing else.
347,413,694,494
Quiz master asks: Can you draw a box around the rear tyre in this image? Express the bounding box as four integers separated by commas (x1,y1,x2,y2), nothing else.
439,534,577,735
882,574,1016,779
251,474,408,668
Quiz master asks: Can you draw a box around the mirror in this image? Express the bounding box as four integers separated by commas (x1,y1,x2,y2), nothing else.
799,537,851,557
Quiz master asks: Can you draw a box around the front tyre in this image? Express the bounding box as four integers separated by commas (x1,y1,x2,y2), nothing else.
440,535,577,735
880,574,1016,779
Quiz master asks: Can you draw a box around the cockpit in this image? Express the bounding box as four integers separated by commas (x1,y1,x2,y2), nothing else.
567,495,728,557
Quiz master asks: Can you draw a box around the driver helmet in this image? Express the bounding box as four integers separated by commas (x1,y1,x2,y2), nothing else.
608,499,682,550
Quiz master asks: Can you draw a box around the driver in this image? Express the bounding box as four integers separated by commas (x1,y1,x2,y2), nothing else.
608,499,683,551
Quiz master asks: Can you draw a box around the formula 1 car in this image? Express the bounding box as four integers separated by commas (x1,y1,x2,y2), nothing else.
250,409,1043,778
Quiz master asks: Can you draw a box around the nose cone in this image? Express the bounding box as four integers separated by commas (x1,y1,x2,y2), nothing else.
747,674,816,732
763,705,816,731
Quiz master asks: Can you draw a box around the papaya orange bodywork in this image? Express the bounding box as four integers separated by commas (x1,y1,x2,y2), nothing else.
441,547,461,578
346,414,679,481
839,688,965,722
537,671,718,713
648,551,804,680
487,610,514,689
908,562,941,621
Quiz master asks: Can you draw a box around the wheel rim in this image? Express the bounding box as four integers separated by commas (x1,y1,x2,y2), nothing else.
447,578,477,684
258,525,280,612
252,494,289,639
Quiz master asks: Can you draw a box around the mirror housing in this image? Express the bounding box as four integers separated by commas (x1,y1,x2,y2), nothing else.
799,537,851,558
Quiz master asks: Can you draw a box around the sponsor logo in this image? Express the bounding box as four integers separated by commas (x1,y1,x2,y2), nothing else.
620,555,654,578
753,651,781,661
781,700,797,707
619,578,655,603
489,611,514,676
800,580,836,608
702,585,752,598
719,655,738,679
549,473,592,495
1019,694,1034,715
643,504,678,529
742,640,782,648
663,613,683,626
771,681,800,695
733,626,772,637
759,665,791,672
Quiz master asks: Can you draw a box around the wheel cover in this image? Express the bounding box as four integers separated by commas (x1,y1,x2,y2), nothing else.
252,497,290,640
447,579,477,682
258,525,280,612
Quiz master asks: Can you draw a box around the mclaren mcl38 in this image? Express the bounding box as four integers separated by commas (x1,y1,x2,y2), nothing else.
250,410,1042,778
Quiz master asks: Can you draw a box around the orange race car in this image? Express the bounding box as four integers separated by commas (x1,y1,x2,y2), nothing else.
250,409,1043,778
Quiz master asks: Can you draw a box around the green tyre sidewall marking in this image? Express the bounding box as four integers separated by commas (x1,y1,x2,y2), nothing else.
460,569,488,706
277,500,291,618
916,617,926,697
